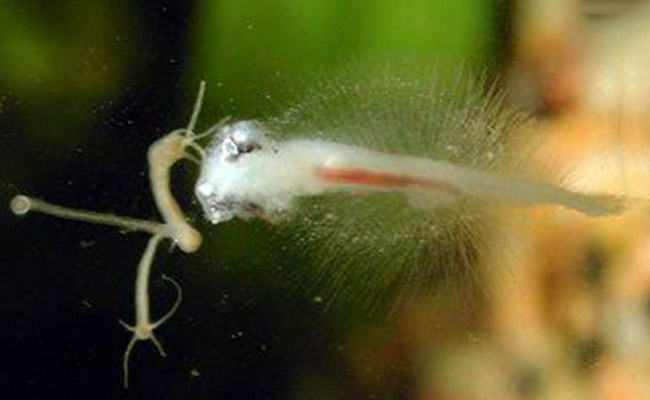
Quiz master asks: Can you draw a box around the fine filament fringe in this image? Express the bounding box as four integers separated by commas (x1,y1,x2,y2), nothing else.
192,66,630,309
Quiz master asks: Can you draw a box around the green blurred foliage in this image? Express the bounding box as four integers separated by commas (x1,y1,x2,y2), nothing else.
0,0,495,146
0,0,134,145
192,0,495,117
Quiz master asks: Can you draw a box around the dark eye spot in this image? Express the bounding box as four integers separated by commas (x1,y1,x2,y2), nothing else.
237,140,262,154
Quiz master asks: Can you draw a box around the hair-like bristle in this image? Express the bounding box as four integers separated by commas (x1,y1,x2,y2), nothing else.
267,64,529,171
252,65,530,311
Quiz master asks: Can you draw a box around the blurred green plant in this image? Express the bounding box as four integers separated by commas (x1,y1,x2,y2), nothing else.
192,0,495,117
0,0,134,144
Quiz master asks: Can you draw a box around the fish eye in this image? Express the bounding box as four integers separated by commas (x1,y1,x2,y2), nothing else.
220,121,266,160
232,131,262,153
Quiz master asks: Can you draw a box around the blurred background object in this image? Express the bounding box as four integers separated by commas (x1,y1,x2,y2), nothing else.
4,0,650,399
492,0,650,399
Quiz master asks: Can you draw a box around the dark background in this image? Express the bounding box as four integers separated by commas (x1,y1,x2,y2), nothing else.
0,1,511,398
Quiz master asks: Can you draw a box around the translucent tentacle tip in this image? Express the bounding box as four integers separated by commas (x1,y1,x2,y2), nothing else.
10,195,31,216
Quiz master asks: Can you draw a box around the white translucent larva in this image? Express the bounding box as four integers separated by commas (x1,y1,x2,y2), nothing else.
194,67,626,309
